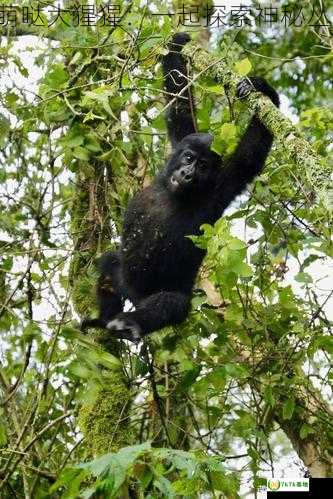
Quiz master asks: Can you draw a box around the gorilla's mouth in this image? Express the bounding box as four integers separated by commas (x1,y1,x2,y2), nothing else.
170,174,194,192
170,175,180,191
170,168,195,192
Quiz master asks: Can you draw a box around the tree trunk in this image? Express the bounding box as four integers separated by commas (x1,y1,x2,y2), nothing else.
69,163,132,457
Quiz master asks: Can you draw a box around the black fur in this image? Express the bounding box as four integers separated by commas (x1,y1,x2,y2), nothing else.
81,34,279,342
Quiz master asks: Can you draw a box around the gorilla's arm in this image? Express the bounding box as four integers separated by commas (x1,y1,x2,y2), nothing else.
162,33,197,147
220,77,280,207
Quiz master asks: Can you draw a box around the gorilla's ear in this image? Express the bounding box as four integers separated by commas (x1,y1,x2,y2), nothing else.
200,133,213,148
169,32,191,51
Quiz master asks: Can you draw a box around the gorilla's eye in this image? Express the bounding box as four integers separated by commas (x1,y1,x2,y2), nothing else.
184,152,195,163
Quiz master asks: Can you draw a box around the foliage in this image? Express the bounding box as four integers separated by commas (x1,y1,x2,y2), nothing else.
49,442,239,498
0,0,332,497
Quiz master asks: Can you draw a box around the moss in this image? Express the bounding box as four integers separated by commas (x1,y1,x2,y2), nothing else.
71,270,97,317
69,163,133,458
69,174,100,315
70,177,90,237
78,369,133,457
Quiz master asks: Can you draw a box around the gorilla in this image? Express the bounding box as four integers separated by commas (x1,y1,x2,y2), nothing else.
81,33,279,342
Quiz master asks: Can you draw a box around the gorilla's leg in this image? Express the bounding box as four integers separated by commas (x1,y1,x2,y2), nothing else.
81,251,124,331
106,291,191,342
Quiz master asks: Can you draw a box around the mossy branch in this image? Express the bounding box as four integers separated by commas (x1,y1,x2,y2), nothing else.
183,42,332,210
69,164,133,457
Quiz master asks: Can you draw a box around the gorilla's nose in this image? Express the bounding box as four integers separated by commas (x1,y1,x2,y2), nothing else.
178,165,194,183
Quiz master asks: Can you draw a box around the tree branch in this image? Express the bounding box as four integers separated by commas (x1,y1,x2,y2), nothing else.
183,42,332,210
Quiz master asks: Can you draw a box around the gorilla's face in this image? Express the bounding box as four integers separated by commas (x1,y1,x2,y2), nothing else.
164,133,222,196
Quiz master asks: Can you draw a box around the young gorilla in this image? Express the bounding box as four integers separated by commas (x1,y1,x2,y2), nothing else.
82,33,279,342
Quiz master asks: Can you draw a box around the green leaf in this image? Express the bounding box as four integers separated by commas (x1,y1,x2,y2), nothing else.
211,135,223,155
88,349,121,370
78,442,151,494
23,322,41,341
295,272,313,284
1,256,13,271
0,114,10,148
300,424,316,439
151,114,165,131
62,135,84,148
83,87,114,115
220,122,237,140
69,361,91,380
209,367,227,389
234,58,252,76
85,137,102,152
177,366,201,392
225,363,249,379
264,385,275,407
207,84,224,94
44,63,69,89
282,398,295,420
232,261,253,277
49,468,88,496
61,326,82,340
73,146,90,161
172,477,202,494
228,238,246,250
154,476,174,497
211,472,240,495
312,335,333,354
